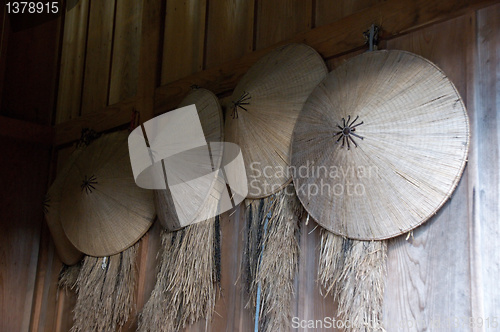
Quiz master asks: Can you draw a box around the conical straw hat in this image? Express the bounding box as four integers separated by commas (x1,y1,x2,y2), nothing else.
60,131,155,256
154,88,225,231
225,43,328,199
291,50,470,240
44,149,84,265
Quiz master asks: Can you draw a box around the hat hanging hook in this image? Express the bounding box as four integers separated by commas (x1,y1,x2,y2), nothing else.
363,24,380,52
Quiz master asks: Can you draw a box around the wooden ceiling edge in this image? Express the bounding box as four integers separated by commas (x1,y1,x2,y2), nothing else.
53,0,497,147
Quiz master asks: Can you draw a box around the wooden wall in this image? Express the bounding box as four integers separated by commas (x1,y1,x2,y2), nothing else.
0,5,59,332
11,0,500,331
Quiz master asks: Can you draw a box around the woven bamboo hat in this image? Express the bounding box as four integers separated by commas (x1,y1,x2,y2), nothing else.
154,88,225,231
225,43,328,199
291,50,470,240
60,131,155,256
44,149,84,265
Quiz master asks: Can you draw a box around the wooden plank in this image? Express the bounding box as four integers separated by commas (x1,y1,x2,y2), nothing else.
54,288,77,332
314,0,383,27
471,3,500,326
0,137,51,332
1,9,61,126
161,0,206,84
0,115,54,147
294,220,340,332
0,4,10,109
108,0,143,105
204,0,255,68
54,0,497,145
383,15,473,331
30,226,61,332
80,0,115,115
255,0,312,50
56,0,89,123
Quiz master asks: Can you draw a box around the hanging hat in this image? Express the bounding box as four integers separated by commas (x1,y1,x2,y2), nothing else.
291,50,470,240
225,43,328,199
153,88,226,231
44,149,84,265
59,130,155,256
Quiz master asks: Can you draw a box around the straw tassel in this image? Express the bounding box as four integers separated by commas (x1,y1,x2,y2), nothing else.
319,230,387,331
244,185,302,332
70,243,138,332
138,217,220,332
58,263,81,290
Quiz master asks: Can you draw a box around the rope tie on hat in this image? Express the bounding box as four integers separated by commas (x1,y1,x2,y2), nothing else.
81,174,98,194
77,128,101,149
333,115,364,150
231,91,251,119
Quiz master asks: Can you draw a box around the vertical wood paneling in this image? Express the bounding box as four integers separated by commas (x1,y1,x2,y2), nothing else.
1,13,61,125
314,0,382,27
203,207,254,331
30,227,61,332
29,144,76,332
123,1,164,329
108,0,143,105
162,0,206,84
54,289,77,332
383,16,473,331
0,137,50,332
205,0,255,68
473,3,500,325
56,0,89,123
255,0,313,50
0,5,10,110
80,0,116,115
294,221,340,332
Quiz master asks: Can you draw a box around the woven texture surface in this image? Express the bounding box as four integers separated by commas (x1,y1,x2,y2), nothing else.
225,43,328,199
60,131,155,256
154,88,224,231
292,50,470,240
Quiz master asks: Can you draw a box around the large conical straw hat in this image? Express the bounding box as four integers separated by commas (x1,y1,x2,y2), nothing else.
60,131,155,256
154,88,225,231
225,43,328,199
44,149,84,265
291,50,470,240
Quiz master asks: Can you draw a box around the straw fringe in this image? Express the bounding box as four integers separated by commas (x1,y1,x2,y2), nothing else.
71,243,138,332
244,185,302,332
138,217,220,332
58,263,81,290
319,230,387,331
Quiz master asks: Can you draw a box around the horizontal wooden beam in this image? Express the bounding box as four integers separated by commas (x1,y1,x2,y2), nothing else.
53,0,498,146
53,98,136,146
0,115,54,147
